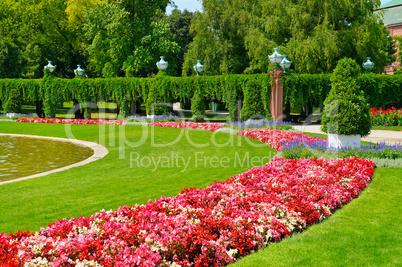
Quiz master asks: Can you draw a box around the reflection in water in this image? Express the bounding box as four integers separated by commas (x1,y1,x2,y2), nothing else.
0,136,93,181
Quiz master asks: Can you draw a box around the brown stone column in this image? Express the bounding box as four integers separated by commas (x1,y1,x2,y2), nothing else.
269,67,284,121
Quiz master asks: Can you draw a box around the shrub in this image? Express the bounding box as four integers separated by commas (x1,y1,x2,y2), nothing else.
191,90,206,121
146,72,173,116
4,88,22,113
321,58,371,137
240,79,266,121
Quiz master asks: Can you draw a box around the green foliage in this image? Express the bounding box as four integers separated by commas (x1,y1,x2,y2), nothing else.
283,74,332,112
186,0,391,75
166,9,195,76
190,89,206,121
4,88,22,113
321,58,371,137
281,144,402,161
0,71,400,119
240,79,265,121
84,0,177,78
392,36,402,74
0,0,177,79
183,0,250,76
0,0,81,78
42,76,62,118
84,2,132,77
146,71,174,115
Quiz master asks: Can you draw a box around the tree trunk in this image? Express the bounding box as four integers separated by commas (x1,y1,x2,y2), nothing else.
35,100,44,118
73,100,84,119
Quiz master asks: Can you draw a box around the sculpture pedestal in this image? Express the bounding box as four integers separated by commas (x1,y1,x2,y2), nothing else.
328,134,361,149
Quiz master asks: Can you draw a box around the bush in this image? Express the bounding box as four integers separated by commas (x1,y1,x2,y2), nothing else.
191,90,206,120
146,72,173,116
321,58,371,137
240,79,266,121
4,88,22,113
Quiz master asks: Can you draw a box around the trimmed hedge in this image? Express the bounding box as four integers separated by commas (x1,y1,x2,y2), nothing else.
4,88,22,113
283,73,402,111
0,73,400,118
0,74,271,119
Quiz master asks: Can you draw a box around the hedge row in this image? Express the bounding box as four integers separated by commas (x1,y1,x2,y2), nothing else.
0,73,401,119
283,73,402,112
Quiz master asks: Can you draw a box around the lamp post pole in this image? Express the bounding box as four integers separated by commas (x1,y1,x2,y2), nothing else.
268,48,292,121
73,64,88,119
269,67,284,122
268,48,284,121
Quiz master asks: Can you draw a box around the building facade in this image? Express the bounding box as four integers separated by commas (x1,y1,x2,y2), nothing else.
378,0,402,74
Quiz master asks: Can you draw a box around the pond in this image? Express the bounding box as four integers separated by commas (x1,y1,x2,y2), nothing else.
0,135,94,182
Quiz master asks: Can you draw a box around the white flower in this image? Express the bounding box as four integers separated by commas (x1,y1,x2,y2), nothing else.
24,257,51,267
75,259,102,267
227,248,238,259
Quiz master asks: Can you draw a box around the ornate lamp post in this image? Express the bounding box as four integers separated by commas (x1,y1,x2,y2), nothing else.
193,60,205,76
73,64,86,119
279,55,292,73
362,57,374,72
268,48,288,122
156,56,168,71
269,48,284,65
74,65,84,76
44,61,56,73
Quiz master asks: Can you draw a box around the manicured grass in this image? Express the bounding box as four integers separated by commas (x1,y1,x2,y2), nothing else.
372,126,402,131
232,167,402,266
0,121,276,233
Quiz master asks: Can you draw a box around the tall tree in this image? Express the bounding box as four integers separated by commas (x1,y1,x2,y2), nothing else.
165,9,195,76
0,1,25,78
84,0,178,77
183,0,252,76
0,0,80,78
393,36,402,74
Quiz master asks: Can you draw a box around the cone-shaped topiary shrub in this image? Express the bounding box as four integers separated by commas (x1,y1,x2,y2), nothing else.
321,58,371,137
240,79,266,121
4,88,22,113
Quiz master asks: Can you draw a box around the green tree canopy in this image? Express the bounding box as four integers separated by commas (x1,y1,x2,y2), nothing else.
0,0,78,78
0,0,179,78
84,0,179,77
184,0,392,75
165,9,195,76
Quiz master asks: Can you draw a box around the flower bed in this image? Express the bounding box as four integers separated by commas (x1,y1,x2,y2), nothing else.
281,139,402,160
370,107,402,126
237,129,326,151
1,156,374,266
16,118,127,125
149,121,224,132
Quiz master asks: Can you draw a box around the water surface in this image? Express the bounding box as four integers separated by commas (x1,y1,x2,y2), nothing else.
0,135,93,182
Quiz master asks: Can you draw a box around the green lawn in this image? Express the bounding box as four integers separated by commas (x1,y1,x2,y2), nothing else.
0,122,400,266
372,126,402,131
